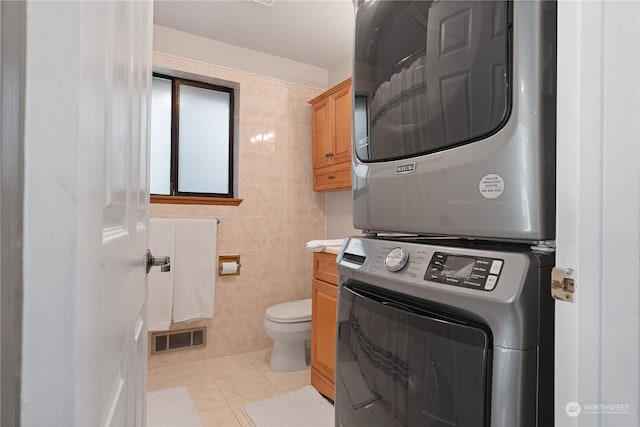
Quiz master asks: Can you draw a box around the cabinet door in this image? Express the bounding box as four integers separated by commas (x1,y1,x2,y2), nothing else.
312,97,332,169
312,279,338,381
313,252,339,284
332,84,352,165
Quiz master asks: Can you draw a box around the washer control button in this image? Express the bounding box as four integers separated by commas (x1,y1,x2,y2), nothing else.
490,260,503,275
385,248,409,272
443,276,461,285
485,275,498,290
425,273,441,282
462,280,484,289
434,253,446,262
475,258,491,267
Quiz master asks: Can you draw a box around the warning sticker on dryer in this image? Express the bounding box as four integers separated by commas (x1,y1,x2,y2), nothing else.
479,174,505,199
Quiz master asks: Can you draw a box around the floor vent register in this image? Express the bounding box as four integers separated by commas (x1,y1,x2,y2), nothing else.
151,327,206,354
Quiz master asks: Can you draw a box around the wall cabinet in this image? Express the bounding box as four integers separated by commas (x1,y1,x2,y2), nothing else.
309,78,352,191
311,251,338,400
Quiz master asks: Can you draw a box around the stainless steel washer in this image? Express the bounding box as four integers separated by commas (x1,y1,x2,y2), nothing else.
335,237,554,427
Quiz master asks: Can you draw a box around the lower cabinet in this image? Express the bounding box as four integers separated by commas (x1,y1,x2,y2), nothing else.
311,252,338,400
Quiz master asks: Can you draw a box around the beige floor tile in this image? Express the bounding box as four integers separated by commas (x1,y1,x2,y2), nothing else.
197,399,241,427
152,370,213,391
147,350,321,427
201,354,256,379
244,348,272,372
154,359,206,382
263,368,311,393
215,367,277,399
188,380,226,409
226,388,281,427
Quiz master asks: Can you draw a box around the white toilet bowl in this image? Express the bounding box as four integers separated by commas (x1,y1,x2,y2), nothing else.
263,299,312,372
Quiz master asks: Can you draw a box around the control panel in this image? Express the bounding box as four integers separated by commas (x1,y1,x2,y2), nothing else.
384,248,409,272
424,252,503,291
340,238,516,293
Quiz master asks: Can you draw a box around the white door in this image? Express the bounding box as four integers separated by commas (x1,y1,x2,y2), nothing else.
19,1,153,425
555,1,640,426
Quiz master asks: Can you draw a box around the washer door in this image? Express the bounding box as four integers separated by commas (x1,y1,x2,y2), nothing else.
336,282,492,427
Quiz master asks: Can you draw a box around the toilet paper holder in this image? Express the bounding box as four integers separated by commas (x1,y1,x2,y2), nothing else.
218,255,241,276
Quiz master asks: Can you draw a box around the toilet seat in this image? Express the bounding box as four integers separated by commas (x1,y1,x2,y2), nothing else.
265,299,312,323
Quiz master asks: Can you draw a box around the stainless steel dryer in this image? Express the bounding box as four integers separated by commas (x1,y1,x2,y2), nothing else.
351,0,557,243
335,236,554,427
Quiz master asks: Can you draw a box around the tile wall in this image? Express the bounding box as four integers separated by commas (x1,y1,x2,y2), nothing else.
149,52,326,368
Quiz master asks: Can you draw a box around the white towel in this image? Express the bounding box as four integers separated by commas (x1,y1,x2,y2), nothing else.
172,219,216,323
305,239,345,252
148,219,176,332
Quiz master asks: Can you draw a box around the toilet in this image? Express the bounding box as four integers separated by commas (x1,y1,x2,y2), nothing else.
263,299,312,372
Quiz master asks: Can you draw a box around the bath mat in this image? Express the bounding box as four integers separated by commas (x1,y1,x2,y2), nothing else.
243,385,334,427
147,386,202,427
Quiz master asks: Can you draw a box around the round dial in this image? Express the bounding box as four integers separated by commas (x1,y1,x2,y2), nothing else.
385,248,409,272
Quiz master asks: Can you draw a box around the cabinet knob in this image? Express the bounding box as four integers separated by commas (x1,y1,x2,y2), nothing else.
324,152,334,158
328,175,335,180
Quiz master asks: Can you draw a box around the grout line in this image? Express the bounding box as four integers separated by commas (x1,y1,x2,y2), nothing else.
224,398,246,427
229,399,251,427
148,349,310,427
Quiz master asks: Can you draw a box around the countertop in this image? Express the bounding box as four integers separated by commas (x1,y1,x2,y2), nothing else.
306,239,344,254
321,245,342,255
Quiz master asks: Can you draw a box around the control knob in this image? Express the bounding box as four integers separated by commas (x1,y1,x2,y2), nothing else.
385,248,409,272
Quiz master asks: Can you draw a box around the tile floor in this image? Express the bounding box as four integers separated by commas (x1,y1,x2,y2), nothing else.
147,348,311,426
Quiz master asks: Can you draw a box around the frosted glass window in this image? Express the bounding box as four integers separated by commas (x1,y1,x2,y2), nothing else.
150,77,172,195
178,84,230,194
149,73,235,198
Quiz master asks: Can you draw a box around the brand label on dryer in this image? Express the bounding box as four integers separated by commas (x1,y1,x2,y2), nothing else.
395,163,416,174
479,173,505,199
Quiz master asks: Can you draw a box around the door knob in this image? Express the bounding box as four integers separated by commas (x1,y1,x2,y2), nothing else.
146,249,171,273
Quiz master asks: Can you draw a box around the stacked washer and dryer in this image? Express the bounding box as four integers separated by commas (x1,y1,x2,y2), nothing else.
335,1,557,426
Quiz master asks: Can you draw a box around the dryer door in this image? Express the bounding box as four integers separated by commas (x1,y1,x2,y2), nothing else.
336,281,492,427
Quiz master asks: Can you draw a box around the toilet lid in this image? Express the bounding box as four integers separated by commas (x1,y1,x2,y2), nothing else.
265,299,312,323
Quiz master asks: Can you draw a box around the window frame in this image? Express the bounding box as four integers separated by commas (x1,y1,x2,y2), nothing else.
150,72,241,205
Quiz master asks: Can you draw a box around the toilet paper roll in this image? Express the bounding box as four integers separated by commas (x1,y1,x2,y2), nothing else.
220,261,239,275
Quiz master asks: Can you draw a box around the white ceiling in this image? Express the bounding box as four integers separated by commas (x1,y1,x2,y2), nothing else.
153,0,355,70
